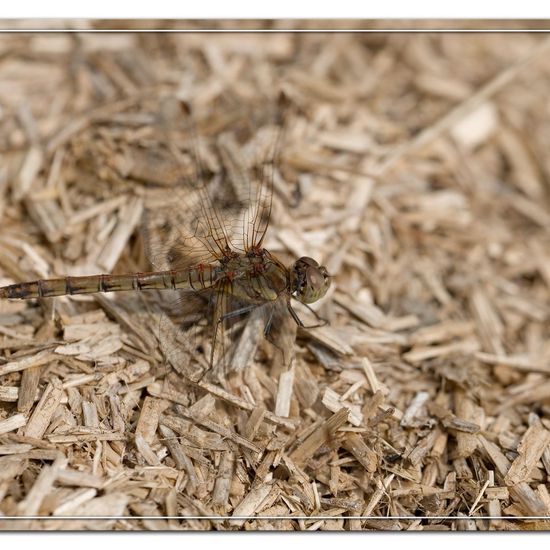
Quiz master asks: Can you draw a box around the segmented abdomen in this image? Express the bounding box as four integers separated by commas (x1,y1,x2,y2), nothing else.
0,266,218,300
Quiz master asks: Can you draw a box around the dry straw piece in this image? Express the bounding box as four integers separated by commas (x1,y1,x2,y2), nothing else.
1,22,550,531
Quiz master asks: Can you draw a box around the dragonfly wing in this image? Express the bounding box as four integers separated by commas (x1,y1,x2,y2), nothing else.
216,120,284,253
142,186,222,271
156,289,212,381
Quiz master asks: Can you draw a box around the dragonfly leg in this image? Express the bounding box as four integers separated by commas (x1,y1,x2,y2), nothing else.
286,301,305,328
287,300,329,329
219,303,260,322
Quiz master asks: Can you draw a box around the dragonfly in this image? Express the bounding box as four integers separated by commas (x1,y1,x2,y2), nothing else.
0,102,331,379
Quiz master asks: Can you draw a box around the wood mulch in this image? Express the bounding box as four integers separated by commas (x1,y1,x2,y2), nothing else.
0,21,550,531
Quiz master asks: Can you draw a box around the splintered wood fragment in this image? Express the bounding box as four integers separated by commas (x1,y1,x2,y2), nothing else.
406,429,440,467
511,483,550,516
361,356,381,394
275,368,294,418
60,493,131,529
0,443,33,455
537,484,550,513
342,433,377,473
486,487,509,500
469,476,492,516
212,451,234,507
135,433,160,466
7,433,57,450
63,373,102,390
46,432,126,444
53,488,98,516
109,396,126,434
403,338,480,363
305,324,354,356
230,482,273,527
475,352,550,374
96,197,144,272
24,378,63,439
158,424,199,493
363,474,395,516
24,198,66,243
322,387,363,426
231,307,265,372
454,389,482,458
0,413,27,436
178,406,261,454
441,416,480,434
187,393,216,418
401,391,430,428
16,453,68,516
17,366,42,413
136,396,169,444
252,450,277,488
478,434,548,515
497,380,550,409
478,435,510,475
0,386,19,402
82,401,99,428
161,415,229,451
290,408,349,465
68,195,128,226
14,146,43,200
470,289,504,355
505,423,550,486
93,295,158,352
409,320,474,346
0,349,55,376
334,292,386,328
195,380,297,429
382,314,420,332
243,407,266,441
56,469,104,488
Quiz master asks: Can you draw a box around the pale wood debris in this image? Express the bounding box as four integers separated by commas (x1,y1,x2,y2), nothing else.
0,349,56,377
0,413,27,436
230,482,273,527
290,408,350,465
24,378,64,439
321,387,363,427
401,391,430,428
505,423,550,486
0,26,549,532
17,453,68,516
274,367,294,418
450,102,498,150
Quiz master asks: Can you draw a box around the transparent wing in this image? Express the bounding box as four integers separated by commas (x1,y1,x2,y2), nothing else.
134,99,287,380
140,105,282,271
140,143,234,271
157,288,213,381
216,118,284,253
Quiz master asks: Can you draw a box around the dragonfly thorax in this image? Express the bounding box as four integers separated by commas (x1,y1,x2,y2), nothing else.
290,256,331,304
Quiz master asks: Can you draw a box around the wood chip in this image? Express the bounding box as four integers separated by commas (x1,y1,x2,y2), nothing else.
505,423,550,486
0,413,27,436
24,378,63,439
1,26,549,531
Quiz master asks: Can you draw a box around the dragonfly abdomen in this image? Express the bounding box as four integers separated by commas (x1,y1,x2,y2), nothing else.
0,267,218,300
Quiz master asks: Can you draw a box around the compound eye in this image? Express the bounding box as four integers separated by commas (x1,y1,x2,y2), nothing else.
306,266,325,290
299,256,319,268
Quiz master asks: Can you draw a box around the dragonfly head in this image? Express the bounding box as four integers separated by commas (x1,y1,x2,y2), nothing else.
290,256,331,304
